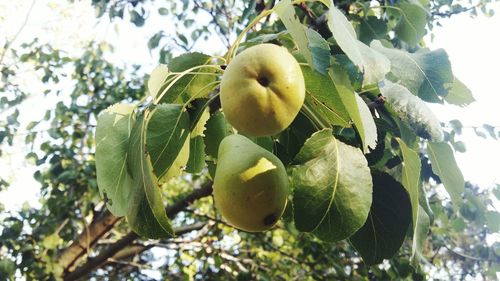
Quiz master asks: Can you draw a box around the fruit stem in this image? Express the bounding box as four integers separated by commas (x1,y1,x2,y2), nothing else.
226,9,274,63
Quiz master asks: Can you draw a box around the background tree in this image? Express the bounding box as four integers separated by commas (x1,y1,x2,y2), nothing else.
0,0,499,280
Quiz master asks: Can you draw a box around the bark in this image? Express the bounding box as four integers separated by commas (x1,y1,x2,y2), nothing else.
62,181,213,281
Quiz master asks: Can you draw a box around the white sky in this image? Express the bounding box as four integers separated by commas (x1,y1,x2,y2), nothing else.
0,0,499,212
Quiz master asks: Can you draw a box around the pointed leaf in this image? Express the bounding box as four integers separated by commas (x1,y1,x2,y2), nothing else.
371,41,453,103
444,76,475,107
427,141,464,207
126,113,174,238
396,138,421,229
411,205,430,267
146,104,190,180
301,66,350,127
380,80,443,141
95,104,135,216
355,93,377,152
327,6,390,85
157,52,216,104
350,172,412,265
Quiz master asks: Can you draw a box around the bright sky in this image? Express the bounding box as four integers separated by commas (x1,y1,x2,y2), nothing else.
0,0,499,212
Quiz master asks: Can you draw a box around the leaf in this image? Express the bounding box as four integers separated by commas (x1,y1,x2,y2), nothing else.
350,171,412,265
126,113,174,238
327,6,390,85
393,2,428,47
330,61,377,152
355,93,377,153
159,136,190,183
427,141,465,207
301,65,350,127
371,41,453,103
148,64,169,99
357,16,388,44
444,76,475,107
290,129,372,240
186,136,205,173
304,28,330,74
275,0,331,74
186,108,209,173
157,52,216,104
411,205,430,267
42,233,63,250
95,104,135,216
204,111,233,159
146,104,190,180
380,80,443,141
396,138,421,229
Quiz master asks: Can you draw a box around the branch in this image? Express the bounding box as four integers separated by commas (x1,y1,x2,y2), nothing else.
58,210,121,271
62,181,213,281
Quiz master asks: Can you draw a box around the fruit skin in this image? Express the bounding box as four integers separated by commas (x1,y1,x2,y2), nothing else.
213,134,289,232
220,43,305,137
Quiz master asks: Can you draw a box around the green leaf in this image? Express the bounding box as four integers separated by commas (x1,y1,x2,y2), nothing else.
371,41,453,103
0,259,16,279
146,104,190,180
355,93,377,153
275,0,331,74
130,10,145,27
157,52,216,104
444,76,475,107
95,104,135,216
380,80,443,141
350,171,412,265
327,6,390,85
186,136,205,174
301,65,350,127
330,61,377,152
357,16,387,44
304,28,331,74
159,137,190,183
42,233,63,250
427,141,464,207
148,64,169,99
396,138,421,229
126,113,174,238
290,129,372,240
410,205,430,267
186,108,209,173
204,111,233,159
394,2,428,47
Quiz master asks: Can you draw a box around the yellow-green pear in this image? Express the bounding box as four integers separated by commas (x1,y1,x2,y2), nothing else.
213,134,288,232
220,43,305,137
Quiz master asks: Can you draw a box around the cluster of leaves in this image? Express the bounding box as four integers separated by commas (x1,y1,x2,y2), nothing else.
1,0,499,280
93,0,493,273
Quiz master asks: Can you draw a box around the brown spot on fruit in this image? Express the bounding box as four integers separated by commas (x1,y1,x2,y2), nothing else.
263,213,277,226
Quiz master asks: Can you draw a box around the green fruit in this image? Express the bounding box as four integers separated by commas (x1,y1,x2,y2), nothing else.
220,43,305,137
213,134,289,232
